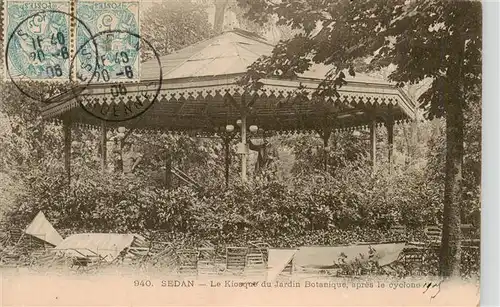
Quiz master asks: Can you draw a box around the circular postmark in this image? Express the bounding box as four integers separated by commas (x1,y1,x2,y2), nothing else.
4,9,98,103
70,29,163,122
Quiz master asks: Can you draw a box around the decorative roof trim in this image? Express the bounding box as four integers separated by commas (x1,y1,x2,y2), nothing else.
61,115,413,137
41,77,416,121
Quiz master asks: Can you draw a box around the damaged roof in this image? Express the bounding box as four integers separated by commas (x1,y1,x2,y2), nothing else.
54,233,148,262
24,211,64,247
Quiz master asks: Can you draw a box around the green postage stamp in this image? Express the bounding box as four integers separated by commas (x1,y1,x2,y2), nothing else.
4,0,71,80
3,0,140,82
76,1,140,83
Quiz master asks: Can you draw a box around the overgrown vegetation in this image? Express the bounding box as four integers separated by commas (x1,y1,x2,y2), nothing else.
0,0,481,278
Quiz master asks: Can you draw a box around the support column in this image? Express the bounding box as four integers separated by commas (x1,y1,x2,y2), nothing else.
224,136,231,188
370,119,377,172
323,128,332,172
63,118,72,184
100,121,107,174
387,117,395,174
241,114,248,182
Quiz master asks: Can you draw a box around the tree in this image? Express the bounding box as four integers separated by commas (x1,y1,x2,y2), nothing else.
221,0,300,43
236,0,481,277
141,0,215,59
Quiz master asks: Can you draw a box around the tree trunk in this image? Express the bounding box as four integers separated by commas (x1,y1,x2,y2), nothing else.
214,0,229,33
439,96,464,277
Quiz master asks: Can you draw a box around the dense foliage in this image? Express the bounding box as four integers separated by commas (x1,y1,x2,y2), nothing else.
1,159,441,245
0,0,481,277
1,140,479,277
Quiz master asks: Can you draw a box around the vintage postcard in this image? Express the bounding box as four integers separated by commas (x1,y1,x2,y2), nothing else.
0,0,487,306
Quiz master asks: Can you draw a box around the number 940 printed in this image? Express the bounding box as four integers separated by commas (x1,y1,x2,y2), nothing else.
134,280,154,287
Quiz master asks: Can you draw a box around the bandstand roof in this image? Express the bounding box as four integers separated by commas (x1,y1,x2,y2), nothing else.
42,29,416,133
